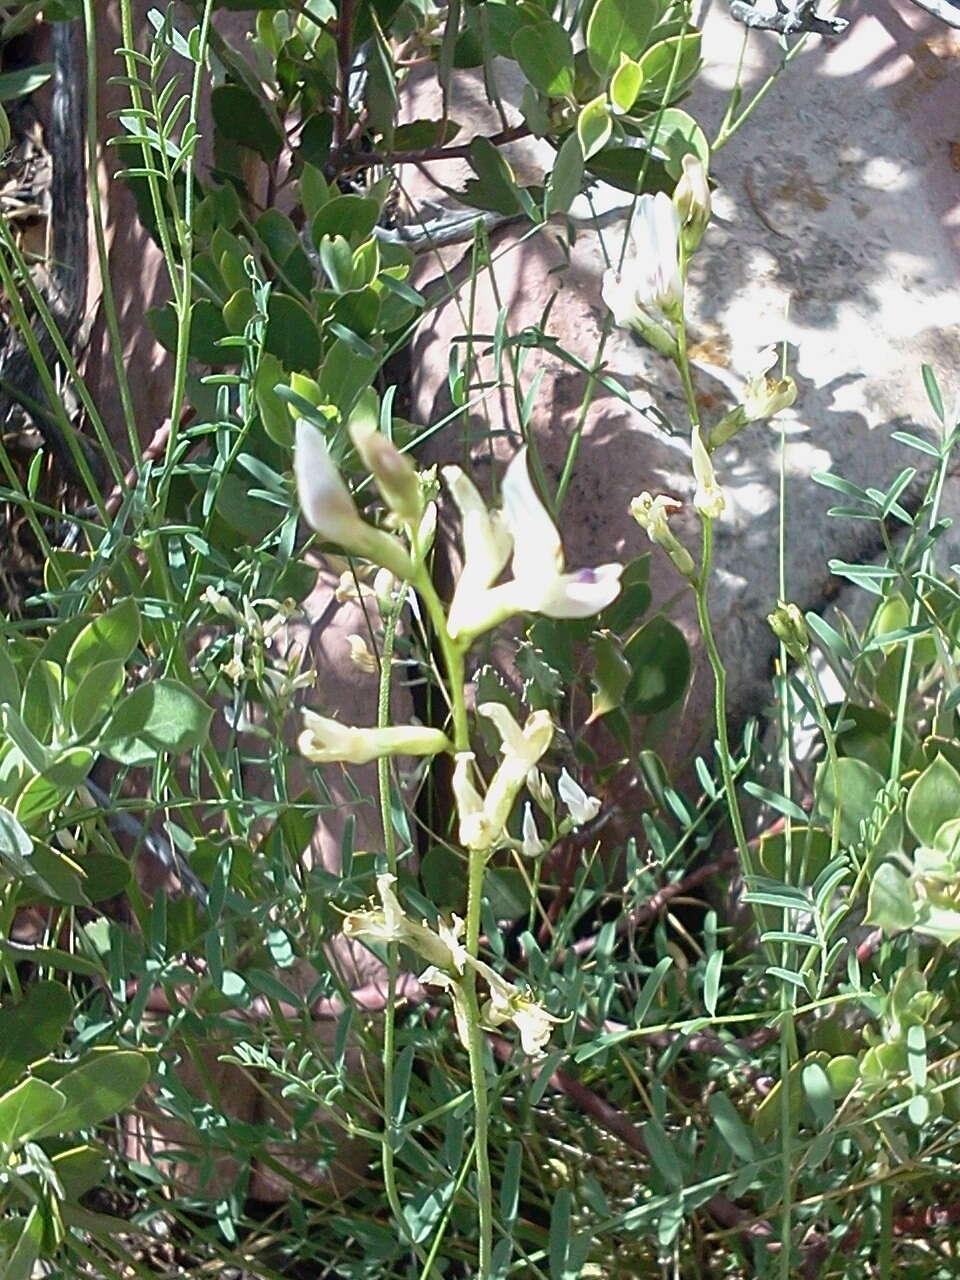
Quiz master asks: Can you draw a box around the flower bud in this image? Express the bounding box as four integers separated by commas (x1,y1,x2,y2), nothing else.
673,153,711,254
521,803,546,857
349,390,423,526
767,601,809,661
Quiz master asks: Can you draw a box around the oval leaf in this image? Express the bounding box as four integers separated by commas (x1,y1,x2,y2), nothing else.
98,679,213,765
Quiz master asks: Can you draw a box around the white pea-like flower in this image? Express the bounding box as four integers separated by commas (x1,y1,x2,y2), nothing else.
558,768,601,827
602,192,684,332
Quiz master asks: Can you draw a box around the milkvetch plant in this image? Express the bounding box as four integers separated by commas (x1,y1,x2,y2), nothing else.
294,408,623,1272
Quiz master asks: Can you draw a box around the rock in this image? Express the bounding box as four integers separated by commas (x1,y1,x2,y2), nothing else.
403,0,960,779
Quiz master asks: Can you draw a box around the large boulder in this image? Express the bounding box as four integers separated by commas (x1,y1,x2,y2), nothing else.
403,0,960,774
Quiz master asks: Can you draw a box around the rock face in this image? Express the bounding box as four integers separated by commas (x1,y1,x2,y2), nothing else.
405,0,960,773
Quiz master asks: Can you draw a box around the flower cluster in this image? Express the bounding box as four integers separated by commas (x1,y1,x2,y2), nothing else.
344,875,560,1056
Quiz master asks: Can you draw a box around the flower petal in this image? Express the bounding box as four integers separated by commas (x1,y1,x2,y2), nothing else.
501,448,564,582
295,420,363,545
537,564,623,618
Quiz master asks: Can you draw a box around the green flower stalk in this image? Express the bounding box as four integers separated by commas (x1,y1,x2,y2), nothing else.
293,429,624,1276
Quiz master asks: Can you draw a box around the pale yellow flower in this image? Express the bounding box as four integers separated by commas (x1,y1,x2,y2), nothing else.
630,492,696,579
691,425,725,520
602,192,684,331
743,348,797,422
298,709,450,765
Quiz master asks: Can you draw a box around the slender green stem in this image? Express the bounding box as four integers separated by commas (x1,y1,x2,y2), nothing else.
156,0,215,518
713,36,810,150
775,414,795,1278
409,561,491,1273
555,322,611,512
376,591,424,1263
693,519,753,879
464,846,494,1277
0,225,112,511
676,322,751,875
889,425,955,785
675,317,699,427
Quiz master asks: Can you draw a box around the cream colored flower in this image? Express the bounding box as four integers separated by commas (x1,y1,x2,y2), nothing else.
298,709,450,765
602,192,684,332
450,708,555,853
469,956,562,1057
443,465,513,641
742,348,797,422
343,874,466,975
630,492,696,579
346,633,378,674
521,803,546,857
295,420,414,579
691,425,725,520
445,450,622,643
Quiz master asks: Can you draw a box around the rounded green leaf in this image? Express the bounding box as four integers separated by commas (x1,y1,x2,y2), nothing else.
32,1051,152,1138
254,353,293,447
623,615,690,715
610,54,642,114
511,20,575,98
826,1055,859,1098
211,83,282,161
577,95,612,162
906,753,960,846
97,679,213,765
70,660,125,739
635,32,702,102
265,292,323,372
814,757,897,850
0,980,73,1091
642,107,709,177
544,133,584,218
0,1077,65,1149
311,195,380,246
587,0,656,79
588,630,632,723
865,861,916,934
66,599,139,689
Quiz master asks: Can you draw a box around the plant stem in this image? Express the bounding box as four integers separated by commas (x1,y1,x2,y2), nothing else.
376,592,421,1261
410,562,492,1274
694,518,753,880
464,846,494,1277
676,323,752,877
